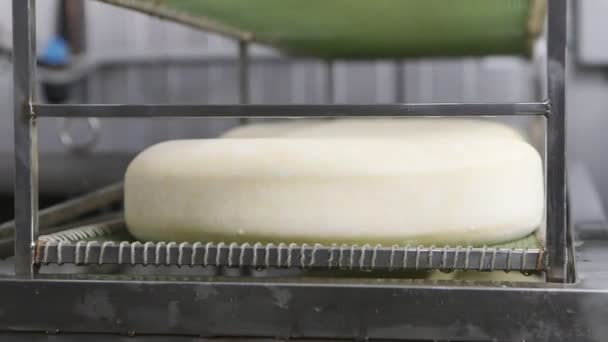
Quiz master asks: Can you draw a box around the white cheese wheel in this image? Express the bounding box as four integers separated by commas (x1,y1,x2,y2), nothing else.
125,128,543,245
222,118,525,141
221,119,326,138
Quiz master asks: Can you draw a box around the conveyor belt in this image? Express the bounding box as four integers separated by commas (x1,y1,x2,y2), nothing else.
35,217,545,272
97,0,546,58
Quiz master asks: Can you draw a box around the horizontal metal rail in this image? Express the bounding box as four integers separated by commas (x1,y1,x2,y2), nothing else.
33,102,549,118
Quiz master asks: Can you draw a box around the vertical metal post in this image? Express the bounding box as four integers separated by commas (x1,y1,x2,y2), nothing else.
394,60,405,103
325,60,334,104
238,40,250,105
546,0,567,282
238,40,250,124
13,0,38,277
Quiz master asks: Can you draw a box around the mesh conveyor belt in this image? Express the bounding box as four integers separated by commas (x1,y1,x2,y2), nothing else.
36,218,545,272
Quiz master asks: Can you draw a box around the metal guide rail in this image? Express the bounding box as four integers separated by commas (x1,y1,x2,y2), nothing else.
33,218,545,272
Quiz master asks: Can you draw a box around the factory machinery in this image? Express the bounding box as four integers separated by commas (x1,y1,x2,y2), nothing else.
2,0,607,341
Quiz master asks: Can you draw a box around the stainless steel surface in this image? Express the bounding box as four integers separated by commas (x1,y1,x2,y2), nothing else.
0,183,123,258
0,228,603,341
32,102,549,118
546,0,568,283
0,235,606,340
12,0,38,277
0,230,603,340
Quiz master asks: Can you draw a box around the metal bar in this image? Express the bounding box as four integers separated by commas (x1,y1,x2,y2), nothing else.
0,183,123,258
238,41,250,105
238,40,251,125
546,0,568,282
325,60,334,104
12,0,38,277
33,102,549,118
34,239,545,272
0,277,604,340
394,60,405,103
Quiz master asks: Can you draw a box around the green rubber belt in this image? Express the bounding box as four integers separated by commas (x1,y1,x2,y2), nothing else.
97,0,545,59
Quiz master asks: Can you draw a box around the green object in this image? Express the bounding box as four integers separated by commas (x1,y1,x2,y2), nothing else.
491,232,540,249
98,0,545,58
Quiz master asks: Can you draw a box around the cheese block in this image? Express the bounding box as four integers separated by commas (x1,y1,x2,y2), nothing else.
125,127,544,246
222,118,525,141
221,120,326,138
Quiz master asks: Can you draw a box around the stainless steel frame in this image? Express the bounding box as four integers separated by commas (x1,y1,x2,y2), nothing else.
13,0,38,278
2,237,608,340
33,102,549,117
546,0,569,283
6,0,578,339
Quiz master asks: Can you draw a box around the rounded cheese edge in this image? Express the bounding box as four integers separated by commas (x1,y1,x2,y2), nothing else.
125,138,543,246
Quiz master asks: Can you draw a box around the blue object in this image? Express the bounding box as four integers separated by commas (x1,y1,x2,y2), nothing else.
41,37,70,66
